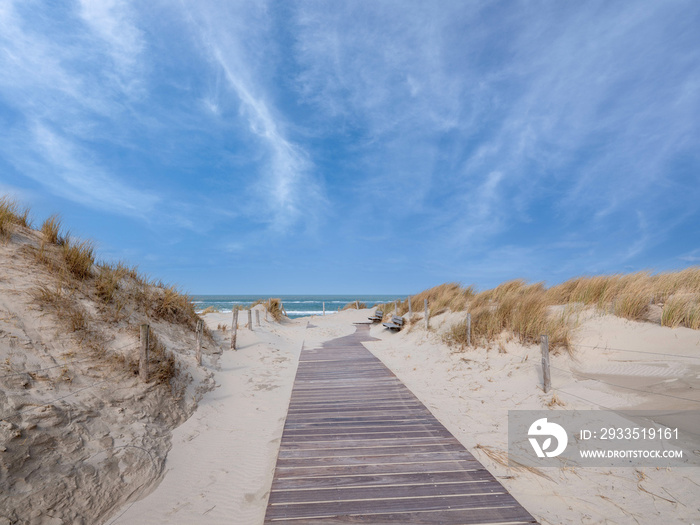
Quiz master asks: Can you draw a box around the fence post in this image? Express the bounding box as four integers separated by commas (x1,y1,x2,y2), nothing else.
248,309,253,330
356,300,360,309
395,300,399,316
424,299,429,330
323,302,325,316
541,335,551,393
466,313,471,347
408,296,412,316
196,319,203,366
139,324,149,382
231,309,238,350
256,310,260,326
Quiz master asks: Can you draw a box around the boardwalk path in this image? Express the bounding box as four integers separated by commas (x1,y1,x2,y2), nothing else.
264,323,537,524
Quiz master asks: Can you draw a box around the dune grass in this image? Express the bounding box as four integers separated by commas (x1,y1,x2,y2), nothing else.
0,196,31,240
200,305,221,315
40,214,63,245
393,283,475,317
252,298,285,321
342,301,367,310
32,284,90,334
62,239,95,280
661,293,700,329
444,280,574,352
392,268,700,354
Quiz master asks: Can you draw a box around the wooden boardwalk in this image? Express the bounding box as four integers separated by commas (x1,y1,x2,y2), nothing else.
264,324,538,524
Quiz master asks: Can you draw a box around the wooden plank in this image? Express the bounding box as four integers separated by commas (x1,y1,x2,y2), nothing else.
278,442,466,459
272,460,486,479
265,493,528,520
281,424,448,434
271,469,495,490
267,506,536,524
280,435,461,448
278,432,457,445
268,479,505,504
276,450,478,468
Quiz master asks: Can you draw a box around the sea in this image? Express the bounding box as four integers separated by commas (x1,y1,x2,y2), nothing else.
191,295,405,319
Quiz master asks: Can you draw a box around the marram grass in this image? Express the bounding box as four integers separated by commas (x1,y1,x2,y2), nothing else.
388,268,700,354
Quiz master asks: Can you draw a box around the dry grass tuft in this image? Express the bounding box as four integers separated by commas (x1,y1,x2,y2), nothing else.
254,298,284,321
200,305,220,314
32,285,90,334
0,196,31,240
148,285,199,328
547,268,700,328
475,444,552,480
399,283,475,316
445,281,573,353
94,263,125,304
41,214,64,245
62,239,95,280
547,393,566,407
661,293,700,329
342,301,367,310
147,330,179,388
425,267,700,355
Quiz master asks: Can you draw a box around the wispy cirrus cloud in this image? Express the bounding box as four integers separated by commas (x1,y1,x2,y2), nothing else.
0,0,158,218
289,0,700,270
178,1,326,233
77,0,145,96
8,122,159,217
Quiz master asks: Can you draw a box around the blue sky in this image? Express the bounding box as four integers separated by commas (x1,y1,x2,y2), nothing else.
1,1,699,294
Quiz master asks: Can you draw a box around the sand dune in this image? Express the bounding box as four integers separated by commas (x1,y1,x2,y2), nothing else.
2,220,698,524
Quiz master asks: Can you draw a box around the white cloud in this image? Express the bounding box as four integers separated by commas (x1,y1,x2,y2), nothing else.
180,2,326,232
15,122,160,217
0,0,163,219
78,0,145,95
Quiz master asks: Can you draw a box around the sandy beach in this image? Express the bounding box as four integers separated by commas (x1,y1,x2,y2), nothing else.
1,223,699,524
105,306,700,524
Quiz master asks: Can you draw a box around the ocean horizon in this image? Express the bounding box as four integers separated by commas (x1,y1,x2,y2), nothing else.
191,294,406,319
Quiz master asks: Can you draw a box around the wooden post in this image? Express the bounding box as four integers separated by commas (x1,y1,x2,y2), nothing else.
408,296,412,316
139,324,149,382
395,300,399,315
196,319,203,366
231,309,238,350
256,310,260,326
541,334,551,393
247,309,252,330
424,299,429,330
356,300,359,309
323,302,325,316
466,313,471,347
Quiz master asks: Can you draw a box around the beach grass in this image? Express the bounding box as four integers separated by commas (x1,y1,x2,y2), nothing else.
4,194,206,393
0,196,31,240
252,297,285,321
342,301,367,310
387,268,700,353
40,214,64,245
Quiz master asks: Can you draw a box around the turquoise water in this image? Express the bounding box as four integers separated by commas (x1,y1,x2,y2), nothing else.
191,295,405,319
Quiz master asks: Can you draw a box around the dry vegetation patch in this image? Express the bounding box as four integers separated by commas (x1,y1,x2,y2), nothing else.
388,268,700,354
0,196,31,241
342,301,367,310
253,298,285,321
